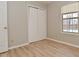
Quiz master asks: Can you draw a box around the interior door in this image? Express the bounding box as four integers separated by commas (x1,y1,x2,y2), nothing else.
28,6,47,43
38,9,47,40
28,7,38,42
0,2,8,53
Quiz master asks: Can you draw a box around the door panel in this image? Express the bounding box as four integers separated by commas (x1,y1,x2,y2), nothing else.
0,2,8,53
0,30,8,53
38,9,47,40
28,7,38,42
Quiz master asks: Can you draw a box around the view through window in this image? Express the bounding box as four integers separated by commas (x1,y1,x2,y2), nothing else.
62,12,79,33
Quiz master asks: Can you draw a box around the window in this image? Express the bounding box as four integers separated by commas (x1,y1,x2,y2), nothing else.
62,12,79,33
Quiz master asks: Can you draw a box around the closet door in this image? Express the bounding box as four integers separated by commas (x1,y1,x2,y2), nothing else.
28,6,47,43
28,7,38,42
38,9,47,40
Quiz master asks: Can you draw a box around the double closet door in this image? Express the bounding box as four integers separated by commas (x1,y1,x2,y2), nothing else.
28,6,47,43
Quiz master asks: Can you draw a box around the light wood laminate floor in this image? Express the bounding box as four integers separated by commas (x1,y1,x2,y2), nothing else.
0,39,79,57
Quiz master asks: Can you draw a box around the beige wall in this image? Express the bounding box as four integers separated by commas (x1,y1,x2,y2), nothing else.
7,1,47,48
8,1,28,47
47,2,79,46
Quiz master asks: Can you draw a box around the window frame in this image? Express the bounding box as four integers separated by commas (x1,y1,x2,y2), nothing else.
62,11,79,33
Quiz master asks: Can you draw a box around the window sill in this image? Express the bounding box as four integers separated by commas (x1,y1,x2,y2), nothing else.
61,32,79,36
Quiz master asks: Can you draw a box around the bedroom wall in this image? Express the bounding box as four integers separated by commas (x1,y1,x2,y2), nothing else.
7,1,47,48
7,1,28,47
47,2,79,46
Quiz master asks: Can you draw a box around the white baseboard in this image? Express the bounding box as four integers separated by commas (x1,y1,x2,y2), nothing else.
9,38,79,50
8,38,46,50
8,43,29,50
28,37,47,43
46,38,79,48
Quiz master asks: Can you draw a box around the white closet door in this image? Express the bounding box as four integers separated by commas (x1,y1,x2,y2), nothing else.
0,2,8,53
38,9,47,40
28,7,38,42
28,6,47,43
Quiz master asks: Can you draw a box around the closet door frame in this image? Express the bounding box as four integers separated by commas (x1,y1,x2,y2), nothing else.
26,3,47,43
